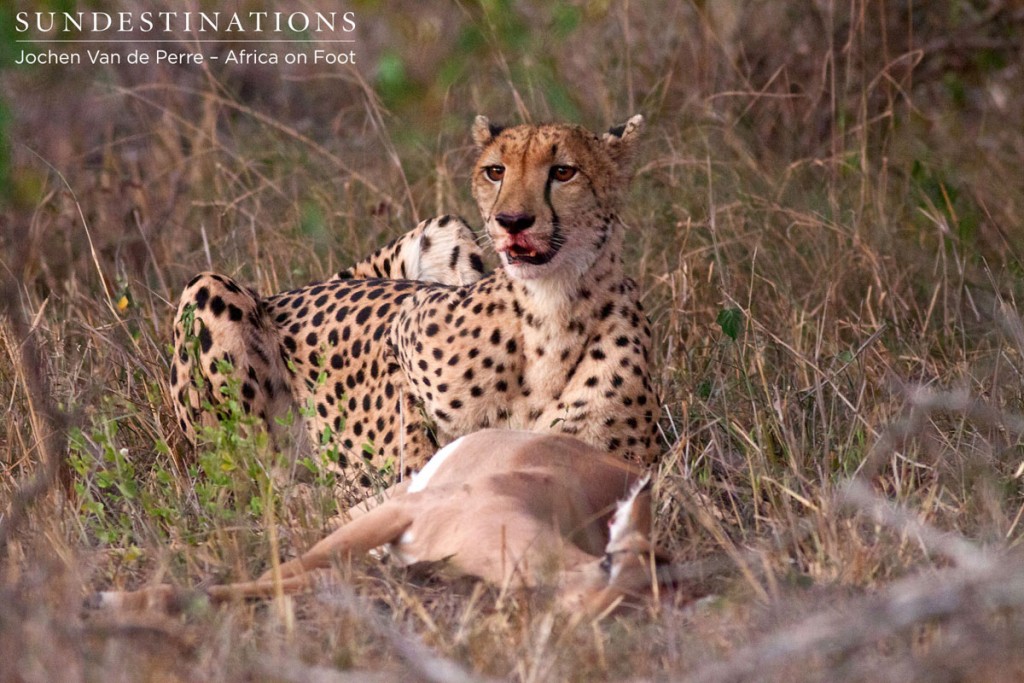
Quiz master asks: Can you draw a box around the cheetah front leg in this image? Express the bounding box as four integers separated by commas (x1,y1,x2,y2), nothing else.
170,272,309,456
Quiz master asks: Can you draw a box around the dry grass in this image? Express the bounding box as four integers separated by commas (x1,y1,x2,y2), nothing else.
2,1,1024,681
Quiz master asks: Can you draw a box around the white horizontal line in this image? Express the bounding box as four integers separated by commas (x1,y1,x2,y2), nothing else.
17,39,355,44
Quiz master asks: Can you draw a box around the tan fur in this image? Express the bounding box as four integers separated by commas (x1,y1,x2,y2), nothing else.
90,430,667,617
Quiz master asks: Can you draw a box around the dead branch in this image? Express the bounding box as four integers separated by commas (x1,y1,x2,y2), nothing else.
689,552,1024,683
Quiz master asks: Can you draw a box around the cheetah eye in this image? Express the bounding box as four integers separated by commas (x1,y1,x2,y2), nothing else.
484,165,505,182
600,552,613,574
550,165,577,182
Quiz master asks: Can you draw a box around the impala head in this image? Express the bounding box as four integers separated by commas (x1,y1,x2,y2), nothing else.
470,115,643,282
558,474,667,617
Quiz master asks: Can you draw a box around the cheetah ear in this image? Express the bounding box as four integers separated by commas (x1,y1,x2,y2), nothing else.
602,114,644,167
472,115,505,149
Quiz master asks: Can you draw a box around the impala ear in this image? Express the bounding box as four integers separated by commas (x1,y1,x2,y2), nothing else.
601,114,644,167
557,475,656,618
472,115,505,149
606,474,652,552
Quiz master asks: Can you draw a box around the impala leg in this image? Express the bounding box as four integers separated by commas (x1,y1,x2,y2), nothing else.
211,501,415,601
205,571,328,602
257,498,414,581
89,501,414,611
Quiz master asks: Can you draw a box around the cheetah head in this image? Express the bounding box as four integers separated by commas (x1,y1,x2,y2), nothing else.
470,115,643,282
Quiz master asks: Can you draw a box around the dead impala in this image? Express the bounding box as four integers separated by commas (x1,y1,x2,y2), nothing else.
90,430,674,617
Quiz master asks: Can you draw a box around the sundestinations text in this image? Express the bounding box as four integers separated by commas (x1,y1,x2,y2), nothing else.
15,11,355,35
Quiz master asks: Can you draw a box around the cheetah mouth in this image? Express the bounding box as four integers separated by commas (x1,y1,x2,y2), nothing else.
497,227,563,267
502,242,557,266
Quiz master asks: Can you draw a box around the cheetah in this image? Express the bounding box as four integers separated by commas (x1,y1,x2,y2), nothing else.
170,115,659,483
170,215,486,455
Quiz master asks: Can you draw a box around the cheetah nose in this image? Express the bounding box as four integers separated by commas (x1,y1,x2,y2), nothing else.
495,212,536,235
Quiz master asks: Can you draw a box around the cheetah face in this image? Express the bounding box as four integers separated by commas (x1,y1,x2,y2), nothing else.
470,115,643,282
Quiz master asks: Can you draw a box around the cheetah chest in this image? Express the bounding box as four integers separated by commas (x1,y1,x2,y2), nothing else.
391,276,630,439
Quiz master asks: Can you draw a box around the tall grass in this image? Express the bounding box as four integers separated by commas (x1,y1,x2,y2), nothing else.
2,1,1024,680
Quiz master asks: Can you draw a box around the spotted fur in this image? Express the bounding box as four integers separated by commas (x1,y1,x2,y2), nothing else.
333,214,485,285
170,116,659,484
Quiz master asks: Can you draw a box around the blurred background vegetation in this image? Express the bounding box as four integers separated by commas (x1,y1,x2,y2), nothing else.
2,1,1024,681
2,0,1022,278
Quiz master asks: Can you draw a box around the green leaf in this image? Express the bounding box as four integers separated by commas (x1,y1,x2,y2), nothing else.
716,307,744,341
697,379,713,400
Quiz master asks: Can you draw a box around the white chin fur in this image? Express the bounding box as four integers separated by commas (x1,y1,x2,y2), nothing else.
502,259,546,281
